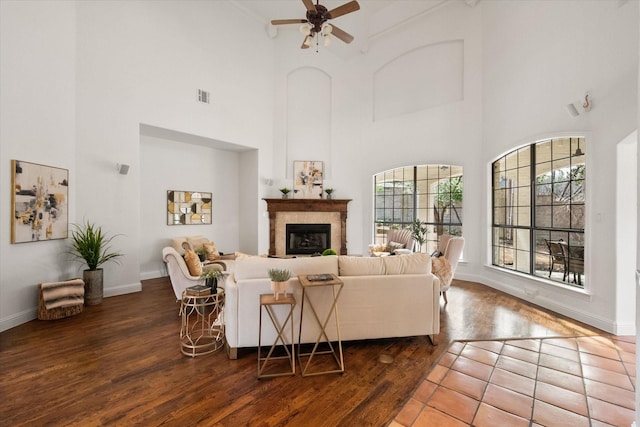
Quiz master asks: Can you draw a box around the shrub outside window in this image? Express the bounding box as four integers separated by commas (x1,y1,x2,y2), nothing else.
492,137,585,287
374,165,463,254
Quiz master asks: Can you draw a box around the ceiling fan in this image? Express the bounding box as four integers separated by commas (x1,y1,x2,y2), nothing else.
271,0,361,49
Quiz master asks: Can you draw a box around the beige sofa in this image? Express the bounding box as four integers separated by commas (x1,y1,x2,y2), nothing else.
224,253,440,359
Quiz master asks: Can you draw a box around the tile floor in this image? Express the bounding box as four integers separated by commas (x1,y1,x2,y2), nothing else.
390,335,636,426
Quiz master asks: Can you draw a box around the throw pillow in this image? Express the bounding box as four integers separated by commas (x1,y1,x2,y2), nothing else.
184,249,203,277
203,242,220,261
386,241,405,253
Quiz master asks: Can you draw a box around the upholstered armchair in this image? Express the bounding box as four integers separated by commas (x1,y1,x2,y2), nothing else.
162,247,225,301
439,236,465,303
386,229,415,254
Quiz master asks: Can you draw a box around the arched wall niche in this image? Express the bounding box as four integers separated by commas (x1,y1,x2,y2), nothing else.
286,67,332,179
373,40,464,121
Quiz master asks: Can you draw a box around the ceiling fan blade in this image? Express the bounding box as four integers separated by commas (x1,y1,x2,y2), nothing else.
271,19,307,25
328,0,360,19
330,25,354,44
302,0,317,12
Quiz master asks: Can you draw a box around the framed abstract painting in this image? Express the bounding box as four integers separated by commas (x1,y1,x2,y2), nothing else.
293,160,323,199
11,160,69,243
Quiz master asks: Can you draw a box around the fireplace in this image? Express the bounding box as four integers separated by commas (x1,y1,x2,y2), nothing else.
264,198,351,256
286,224,331,255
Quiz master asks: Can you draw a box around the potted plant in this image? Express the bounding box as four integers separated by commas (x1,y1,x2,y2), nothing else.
195,247,208,262
68,220,123,305
325,188,334,199
410,218,428,252
280,187,291,199
200,269,223,293
268,268,291,300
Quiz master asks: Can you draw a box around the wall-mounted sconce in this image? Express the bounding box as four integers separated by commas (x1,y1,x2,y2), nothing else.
565,103,580,117
565,92,593,118
116,163,130,175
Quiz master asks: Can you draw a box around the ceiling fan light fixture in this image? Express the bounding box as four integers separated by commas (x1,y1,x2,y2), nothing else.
303,34,314,47
299,22,312,35
321,22,333,35
323,34,332,46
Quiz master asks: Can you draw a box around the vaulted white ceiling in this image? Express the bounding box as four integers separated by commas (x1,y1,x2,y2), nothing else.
230,0,477,58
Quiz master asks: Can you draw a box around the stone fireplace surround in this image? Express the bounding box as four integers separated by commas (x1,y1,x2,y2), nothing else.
263,199,351,256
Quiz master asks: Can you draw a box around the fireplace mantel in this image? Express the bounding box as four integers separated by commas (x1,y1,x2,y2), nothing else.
263,198,351,255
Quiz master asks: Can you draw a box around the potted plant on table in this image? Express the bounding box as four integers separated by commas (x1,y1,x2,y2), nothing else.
268,268,291,300
195,247,208,262
68,220,123,305
200,269,223,293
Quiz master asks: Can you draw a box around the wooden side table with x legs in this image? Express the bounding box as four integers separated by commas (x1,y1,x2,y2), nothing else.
297,274,345,376
258,293,296,378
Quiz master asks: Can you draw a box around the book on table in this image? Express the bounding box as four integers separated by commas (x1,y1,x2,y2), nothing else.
306,274,333,281
186,285,211,296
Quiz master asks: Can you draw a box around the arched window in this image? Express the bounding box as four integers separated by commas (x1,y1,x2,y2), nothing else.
492,137,585,287
373,165,463,254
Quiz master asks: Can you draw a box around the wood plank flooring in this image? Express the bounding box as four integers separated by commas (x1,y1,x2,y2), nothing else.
0,278,606,426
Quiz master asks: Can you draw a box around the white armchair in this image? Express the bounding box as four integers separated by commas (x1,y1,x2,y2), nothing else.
386,229,415,254
440,236,464,303
162,247,224,301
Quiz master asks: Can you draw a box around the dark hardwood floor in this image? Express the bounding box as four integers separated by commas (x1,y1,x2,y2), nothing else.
0,278,606,426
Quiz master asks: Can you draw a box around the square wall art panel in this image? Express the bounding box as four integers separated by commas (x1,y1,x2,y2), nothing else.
11,160,69,243
167,190,212,225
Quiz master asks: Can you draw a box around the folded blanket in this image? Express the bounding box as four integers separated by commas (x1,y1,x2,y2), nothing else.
41,279,85,309
431,257,452,287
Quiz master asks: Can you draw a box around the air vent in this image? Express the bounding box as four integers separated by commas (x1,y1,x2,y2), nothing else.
197,89,210,104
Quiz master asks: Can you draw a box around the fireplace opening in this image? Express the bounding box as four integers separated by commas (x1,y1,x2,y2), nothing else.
286,224,331,255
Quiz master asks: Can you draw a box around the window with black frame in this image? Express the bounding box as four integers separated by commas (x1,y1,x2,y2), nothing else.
492,137,585,287
373,165,463,255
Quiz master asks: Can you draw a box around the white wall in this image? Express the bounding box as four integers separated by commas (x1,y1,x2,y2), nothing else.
271,1,484,262
0,1,78,330
139,131,246,280
0,0,274,331
481,0,638,333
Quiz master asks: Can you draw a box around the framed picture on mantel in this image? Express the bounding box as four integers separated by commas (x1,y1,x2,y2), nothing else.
293,160,323,199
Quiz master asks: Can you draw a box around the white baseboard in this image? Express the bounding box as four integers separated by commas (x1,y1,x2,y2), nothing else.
140,269,166,281
0,282,142,333
0,308,37,333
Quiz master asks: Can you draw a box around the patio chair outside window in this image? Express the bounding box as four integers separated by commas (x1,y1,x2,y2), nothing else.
544,239,567,281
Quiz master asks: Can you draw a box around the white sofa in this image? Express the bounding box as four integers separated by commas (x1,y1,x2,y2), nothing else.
223,253,440,359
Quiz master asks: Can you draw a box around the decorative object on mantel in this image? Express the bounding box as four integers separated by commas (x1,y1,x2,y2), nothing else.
268,268,292,300
11,159,69,244
294,160,323,199
270,0,360,51
167,190,212,225
280,187,291,199
322,248,337,256
324,188,334,199
68,220,123,305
